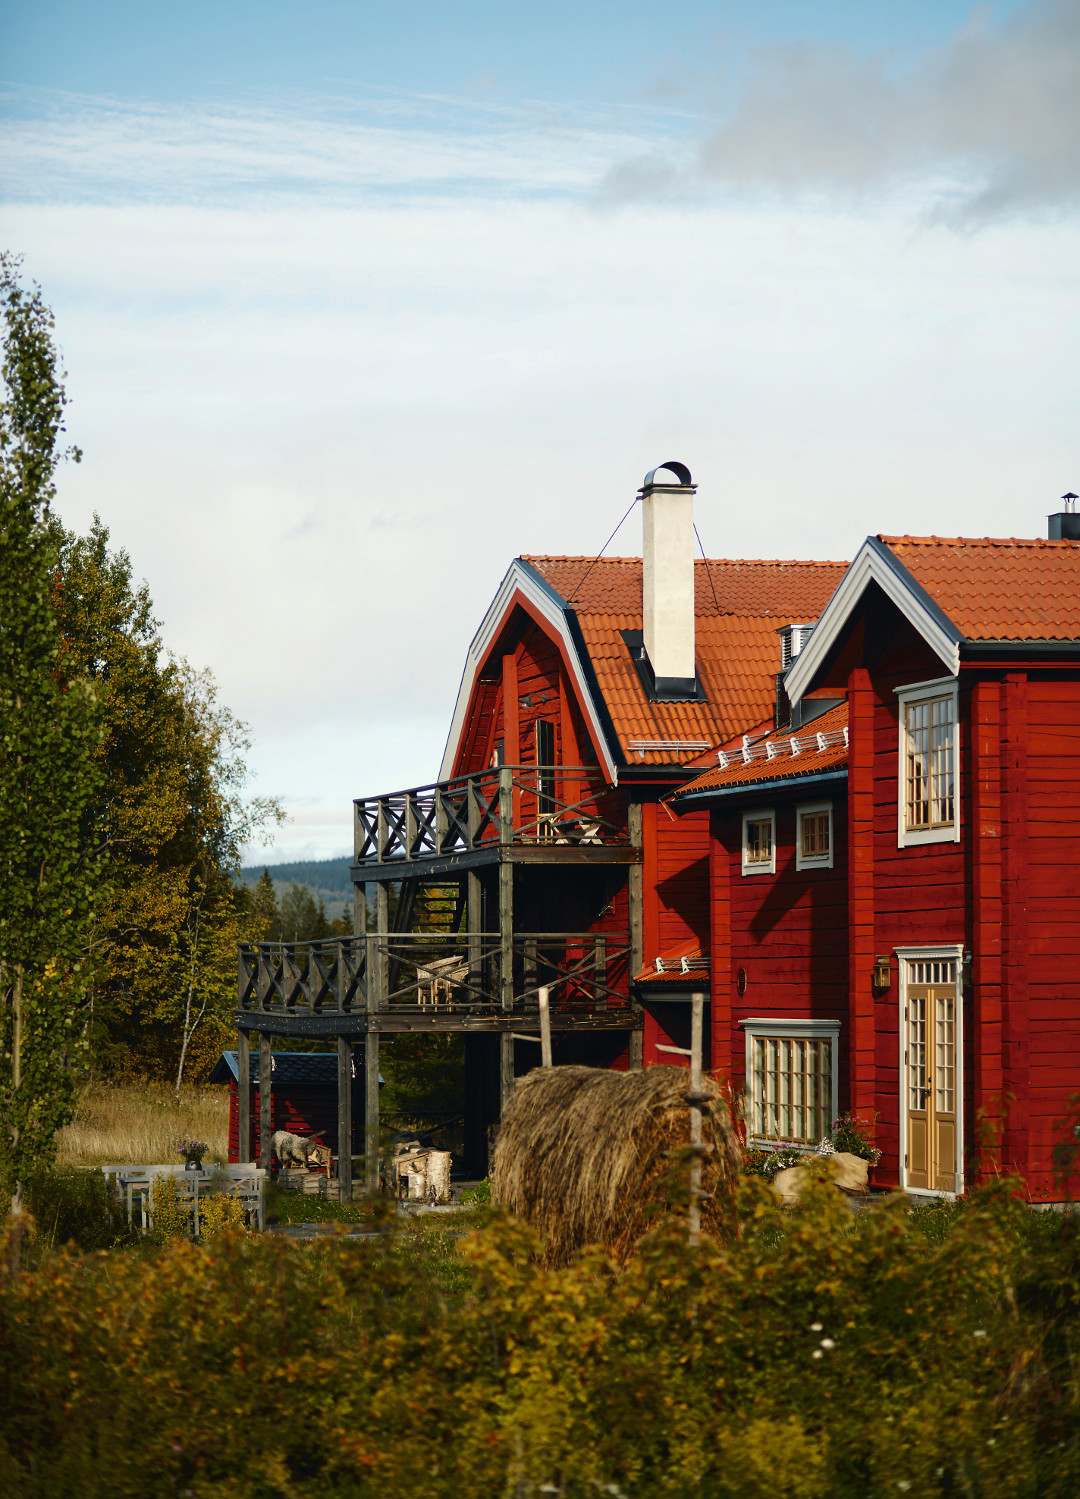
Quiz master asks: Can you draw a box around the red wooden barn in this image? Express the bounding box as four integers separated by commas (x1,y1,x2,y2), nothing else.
208,1051,353,1164
675,519,1080,1202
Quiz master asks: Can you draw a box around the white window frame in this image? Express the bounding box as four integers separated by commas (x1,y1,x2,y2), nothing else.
741,808,776,876
895,676,961,848
895,943,965,1199
739,1017,841,1147
796,801,834,871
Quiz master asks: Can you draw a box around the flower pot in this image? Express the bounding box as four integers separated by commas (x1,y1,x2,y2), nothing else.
185,1159,202,1172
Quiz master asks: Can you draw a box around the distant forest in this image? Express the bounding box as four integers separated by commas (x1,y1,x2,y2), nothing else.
238,856,353,895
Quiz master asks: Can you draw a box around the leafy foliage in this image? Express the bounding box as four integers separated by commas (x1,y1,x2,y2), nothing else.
3,1180,1079,1496
0,255,103,1207
48,517,283,1087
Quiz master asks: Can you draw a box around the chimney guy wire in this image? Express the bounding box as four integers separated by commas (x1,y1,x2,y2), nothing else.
565,495,640,606
694,522,722,615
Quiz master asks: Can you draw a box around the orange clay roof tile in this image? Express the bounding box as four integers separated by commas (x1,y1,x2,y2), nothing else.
881,535,1080,642
522,556,847,764
675,703,849,797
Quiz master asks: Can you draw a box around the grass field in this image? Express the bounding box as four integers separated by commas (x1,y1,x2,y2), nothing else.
55,1081,230,1167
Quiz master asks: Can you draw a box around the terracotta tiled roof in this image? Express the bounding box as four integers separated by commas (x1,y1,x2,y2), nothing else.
881,536,1080,642
674,703,849,799
522,555,846,766
635,939,709,985
526,556,847,619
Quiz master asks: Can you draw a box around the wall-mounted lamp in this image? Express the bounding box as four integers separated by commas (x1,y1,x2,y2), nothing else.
872,956,892,990
736,967,747,996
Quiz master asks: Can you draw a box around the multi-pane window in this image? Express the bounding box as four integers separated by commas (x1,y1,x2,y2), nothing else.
904,695,954,831
742,810,775,875
742,1025,838,1145
796,802,833,870
900,951,961,1194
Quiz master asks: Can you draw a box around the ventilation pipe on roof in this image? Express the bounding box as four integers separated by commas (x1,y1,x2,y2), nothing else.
640,461,698,699
1049,493,1080,541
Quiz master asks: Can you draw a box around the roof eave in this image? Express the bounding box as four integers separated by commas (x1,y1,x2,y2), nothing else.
674,767,849,809
786,537,962,704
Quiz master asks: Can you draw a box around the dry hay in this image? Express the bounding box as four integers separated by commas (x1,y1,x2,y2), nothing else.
492,1066,740,1265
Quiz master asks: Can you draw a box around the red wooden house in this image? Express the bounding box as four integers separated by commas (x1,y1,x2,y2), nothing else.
235,463,845,1185
675,519,1080,1202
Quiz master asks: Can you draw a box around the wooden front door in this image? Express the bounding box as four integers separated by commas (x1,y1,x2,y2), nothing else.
904,959,958,1192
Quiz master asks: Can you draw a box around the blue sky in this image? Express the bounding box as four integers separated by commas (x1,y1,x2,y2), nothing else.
3,3,1029,105
1,2,1077,861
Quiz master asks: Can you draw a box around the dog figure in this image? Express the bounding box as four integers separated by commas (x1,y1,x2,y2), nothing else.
271,1130,332,1172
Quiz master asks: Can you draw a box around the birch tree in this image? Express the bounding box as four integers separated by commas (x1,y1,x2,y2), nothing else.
0,255,103,1212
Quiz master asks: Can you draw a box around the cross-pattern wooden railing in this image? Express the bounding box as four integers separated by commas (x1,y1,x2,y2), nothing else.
237,931,632,1019
352,766,627,866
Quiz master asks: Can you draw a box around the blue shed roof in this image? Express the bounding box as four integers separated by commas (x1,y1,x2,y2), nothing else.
208,1051,382,1087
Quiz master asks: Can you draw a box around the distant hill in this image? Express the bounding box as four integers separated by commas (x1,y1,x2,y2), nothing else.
238,856,354,914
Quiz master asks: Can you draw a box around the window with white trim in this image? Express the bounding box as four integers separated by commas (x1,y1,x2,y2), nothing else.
741,809,776,875
740,1018,840,1145
896,678,960,847
796,801,833,870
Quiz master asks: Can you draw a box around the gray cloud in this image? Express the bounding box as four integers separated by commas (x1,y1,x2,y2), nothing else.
602,1,1080,220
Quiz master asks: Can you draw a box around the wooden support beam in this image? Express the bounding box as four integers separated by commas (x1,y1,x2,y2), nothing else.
628,801,644,1071
258,1033,272,1170
499,859,514,1012
237,1029,251,1163
353,881,367,940
467,870,482,993
365,1034,380,1193
337,1036,353,1203
376,881,390,1009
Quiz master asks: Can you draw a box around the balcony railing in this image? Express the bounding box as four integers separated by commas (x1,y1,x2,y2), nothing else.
353,766,628,866
237,930,631,1020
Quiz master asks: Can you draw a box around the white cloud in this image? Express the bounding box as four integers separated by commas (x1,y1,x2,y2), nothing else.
602,0,1080,221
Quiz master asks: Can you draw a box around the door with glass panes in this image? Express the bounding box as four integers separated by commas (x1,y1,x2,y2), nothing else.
904,958,958,1192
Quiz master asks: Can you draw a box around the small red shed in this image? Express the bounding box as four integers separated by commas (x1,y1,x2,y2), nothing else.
209,1050,354,1163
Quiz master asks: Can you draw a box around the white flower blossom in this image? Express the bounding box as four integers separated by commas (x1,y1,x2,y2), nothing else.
820,1338,835,1350
973,1329,987,1339
812,1350,823,1359
810,1322,823,1332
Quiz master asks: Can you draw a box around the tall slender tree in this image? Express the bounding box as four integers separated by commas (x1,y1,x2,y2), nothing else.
0,256,103,1213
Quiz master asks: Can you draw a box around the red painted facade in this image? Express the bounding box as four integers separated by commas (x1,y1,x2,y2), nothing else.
679,540,1080,1201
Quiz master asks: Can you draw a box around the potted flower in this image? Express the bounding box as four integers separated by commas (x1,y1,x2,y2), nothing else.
178,1137,209,1172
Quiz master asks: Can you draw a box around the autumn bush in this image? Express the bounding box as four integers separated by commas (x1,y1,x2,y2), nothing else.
2,1181,1079,1498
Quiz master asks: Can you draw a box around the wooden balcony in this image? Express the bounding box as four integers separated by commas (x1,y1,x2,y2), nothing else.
236,930,637,1038
352,766,638,878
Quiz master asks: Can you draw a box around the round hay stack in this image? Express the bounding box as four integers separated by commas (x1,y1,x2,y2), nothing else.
492,1066,740,1265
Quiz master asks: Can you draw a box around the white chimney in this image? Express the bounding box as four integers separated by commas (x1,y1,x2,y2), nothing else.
640,461,697,697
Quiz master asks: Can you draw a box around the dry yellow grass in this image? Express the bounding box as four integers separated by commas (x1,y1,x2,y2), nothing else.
56,1081,231,1167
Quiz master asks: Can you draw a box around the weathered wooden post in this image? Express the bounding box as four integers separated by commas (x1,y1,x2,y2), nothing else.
688,991,704,1246
539,985,552,1069
337,1036,353,1203
237,1028,251,1163
258,1033,272,1171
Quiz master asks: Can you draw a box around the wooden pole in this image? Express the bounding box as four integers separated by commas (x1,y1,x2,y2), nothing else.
365,1033,380,1193
539,986,552,1068
337,1036,353,1203
689,991,704,1247
258,1033,272,1171
237,1029,251,1164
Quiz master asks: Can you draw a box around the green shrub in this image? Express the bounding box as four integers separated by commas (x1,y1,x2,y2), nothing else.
2,1180,1079,1497
460,1175,491,1204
